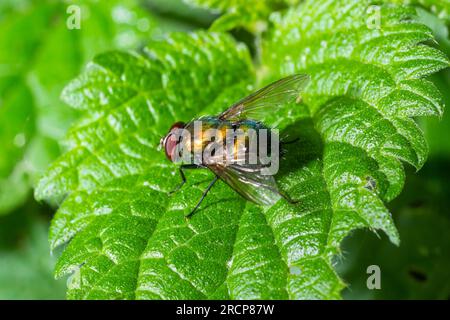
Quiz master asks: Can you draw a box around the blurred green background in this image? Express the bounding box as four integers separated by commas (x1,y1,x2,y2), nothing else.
0,0,449,299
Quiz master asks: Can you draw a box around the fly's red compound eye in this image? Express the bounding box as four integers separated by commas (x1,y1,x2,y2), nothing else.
163,122,186,162
164,133,178,161
170,121,185,131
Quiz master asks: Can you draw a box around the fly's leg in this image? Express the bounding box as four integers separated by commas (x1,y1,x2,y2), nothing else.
186,175,219,219
169,164,200,195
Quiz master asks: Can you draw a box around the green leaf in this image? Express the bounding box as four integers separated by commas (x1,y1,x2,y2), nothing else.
395,0,450,23
0,0,162,215
36,32,257,299
183,0,292,32
36,0,447,300
338,159,450,299
262,0,448,233
422,71,450,158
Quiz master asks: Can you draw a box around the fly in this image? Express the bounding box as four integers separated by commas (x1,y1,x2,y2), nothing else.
160,74,310,218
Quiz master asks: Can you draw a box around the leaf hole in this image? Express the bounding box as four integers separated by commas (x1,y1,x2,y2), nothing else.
408,267,428,283
289,266,302,275
364,176,377,191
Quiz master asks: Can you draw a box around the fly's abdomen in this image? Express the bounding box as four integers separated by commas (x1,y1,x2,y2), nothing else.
231,120,276,166
182,117,275,166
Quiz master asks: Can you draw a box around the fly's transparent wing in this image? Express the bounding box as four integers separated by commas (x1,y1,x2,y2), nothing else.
218,74,310,122
208,163,281,206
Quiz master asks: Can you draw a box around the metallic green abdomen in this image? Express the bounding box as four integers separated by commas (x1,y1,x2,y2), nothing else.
180,116,275,165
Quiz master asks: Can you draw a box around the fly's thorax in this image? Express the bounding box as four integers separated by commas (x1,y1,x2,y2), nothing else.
168,117,220,164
